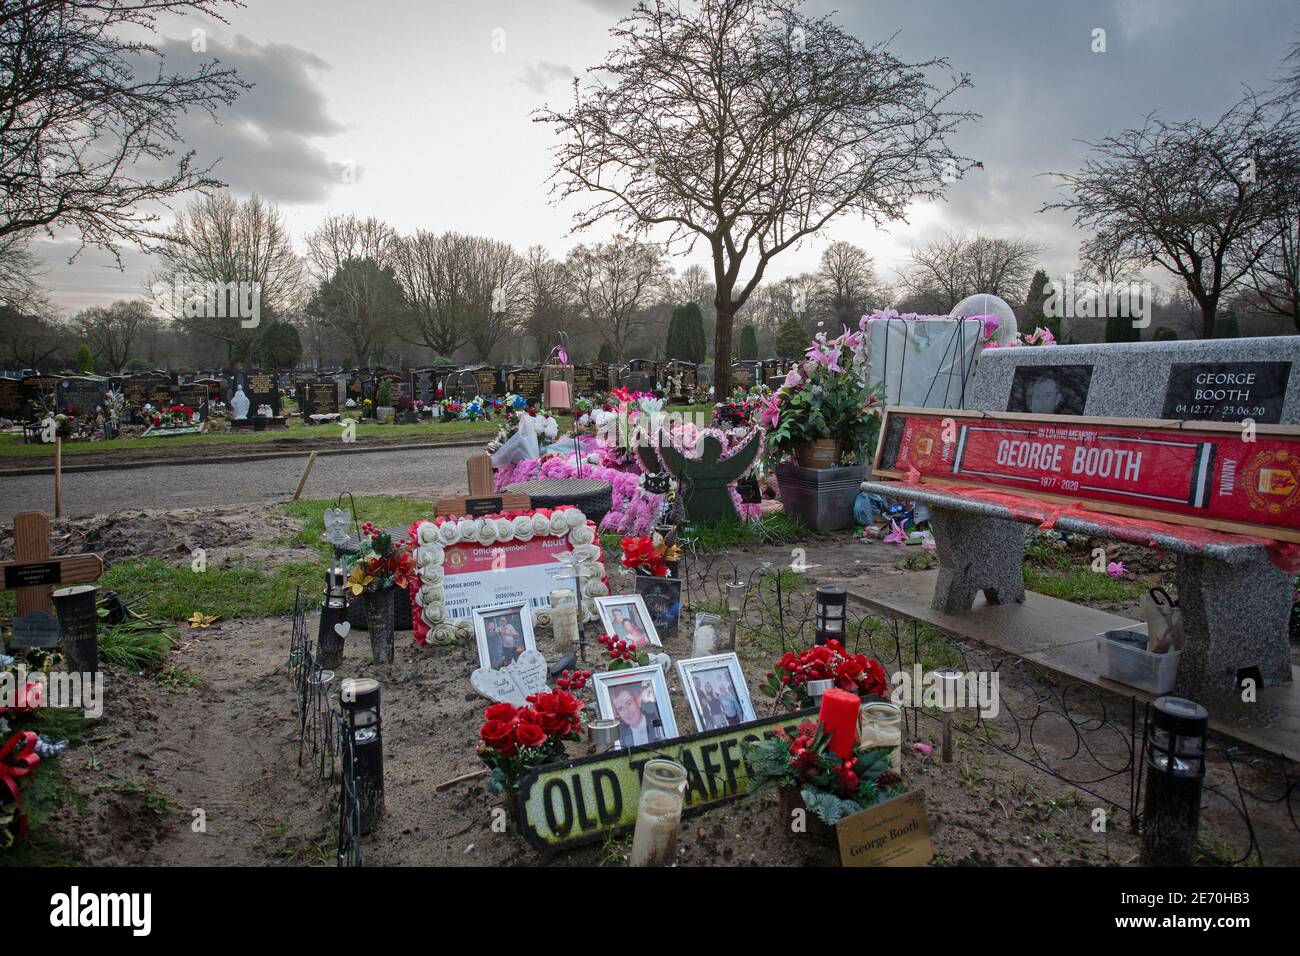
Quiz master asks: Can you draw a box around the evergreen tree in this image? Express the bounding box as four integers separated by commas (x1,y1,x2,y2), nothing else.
75,344,94,374
774,315,809,359
254,320,303,370
678,302,707,363
1154,326,1179,341
1104,312,1141,343
598,342,615,363
1216,310,1240,339
737,324,759,359
1025,269,1056,339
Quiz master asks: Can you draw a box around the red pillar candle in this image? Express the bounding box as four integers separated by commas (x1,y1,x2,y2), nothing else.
819,688,860,760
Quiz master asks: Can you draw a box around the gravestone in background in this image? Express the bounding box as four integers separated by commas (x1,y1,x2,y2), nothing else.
20,374,58,416
56,378,105,418
0,377,24,419
506,366,543,401
411,367,436,406
621,359,657,393
730,361,761,389
304,381,339,419
472,365,503,397
237,369,279,415
591,365,611,391
176,383,209,420
573,365,595,396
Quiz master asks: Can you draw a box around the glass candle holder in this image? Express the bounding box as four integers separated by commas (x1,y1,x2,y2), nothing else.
859,701,903,773
628,759,688,867
549,589,580,653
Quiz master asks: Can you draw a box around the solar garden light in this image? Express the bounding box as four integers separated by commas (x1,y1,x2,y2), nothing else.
588,718,620,754
806,679,835,709
1141,696,1208,867
724,576,747,651
52,585,99,676
340,677,385,835
316,565,349,669
933,668,965,763
814,586,847,646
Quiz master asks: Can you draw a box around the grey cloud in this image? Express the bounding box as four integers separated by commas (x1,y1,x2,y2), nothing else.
134,33,348,204
519,61,577,95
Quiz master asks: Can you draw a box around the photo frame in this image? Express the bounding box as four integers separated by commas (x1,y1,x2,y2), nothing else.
676,653,756,732
472,601,538,672
594,593,662,647
634,576,682,641
591,664,678,748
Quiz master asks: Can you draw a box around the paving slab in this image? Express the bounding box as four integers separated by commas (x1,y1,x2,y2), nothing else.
850,569,1299,761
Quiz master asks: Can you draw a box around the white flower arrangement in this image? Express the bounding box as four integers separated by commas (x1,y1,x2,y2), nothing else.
406,507,608,647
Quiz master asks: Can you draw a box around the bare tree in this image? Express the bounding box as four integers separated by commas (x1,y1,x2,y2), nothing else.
1045,95,1299,338
304,215,397,282
462,237,527,361
153,193,304,363
391,231,469,359
898,233,1042,308
816,240,889,329
520,245,572,359
536,0,977,396
674,263,711,307
0,301,68,369
1077,235,1148,287
0,236,47,312
566,237,667,363
72,300,158,373
0,1,248,257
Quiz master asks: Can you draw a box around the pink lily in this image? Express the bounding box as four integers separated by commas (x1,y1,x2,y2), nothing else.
1106,561,1127,577
884,519,907,545
782,367,803,389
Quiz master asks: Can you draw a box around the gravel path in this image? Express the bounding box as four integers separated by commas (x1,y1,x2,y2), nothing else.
0,445,476,522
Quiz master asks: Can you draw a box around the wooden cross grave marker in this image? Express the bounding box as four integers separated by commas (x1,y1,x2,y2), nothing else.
1,511,103,648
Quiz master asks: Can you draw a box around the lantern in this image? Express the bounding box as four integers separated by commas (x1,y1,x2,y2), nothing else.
806,678,834,708
53,584,99,676
340,677,385,834
814,586,847,645
1141,696,1208,867
316,565,349,669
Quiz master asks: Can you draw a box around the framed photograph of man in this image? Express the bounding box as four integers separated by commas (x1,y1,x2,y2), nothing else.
472,601,537,671
591,665,678,749
634,576,682,641
676,654,755,732
1007,364,1094,417
594,594,662,648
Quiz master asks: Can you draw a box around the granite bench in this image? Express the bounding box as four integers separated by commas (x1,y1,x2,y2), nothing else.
863,335,1300,700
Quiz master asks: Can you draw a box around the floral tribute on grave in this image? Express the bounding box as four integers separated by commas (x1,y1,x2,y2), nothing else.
0,655,52,845
761,641,890,709
405,506,609,647
743,695,904,831
477,686,587,795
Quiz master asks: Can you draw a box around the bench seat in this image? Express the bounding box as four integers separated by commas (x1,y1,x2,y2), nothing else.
862,478,1294,699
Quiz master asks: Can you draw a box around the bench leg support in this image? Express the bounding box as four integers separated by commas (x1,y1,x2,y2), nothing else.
1174,554,1293,698
929,507,1026,613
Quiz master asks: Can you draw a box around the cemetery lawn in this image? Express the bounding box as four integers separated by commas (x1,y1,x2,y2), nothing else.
0,415,576,467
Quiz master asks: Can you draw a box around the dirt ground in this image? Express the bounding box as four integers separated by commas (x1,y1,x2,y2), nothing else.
12,504,1295,868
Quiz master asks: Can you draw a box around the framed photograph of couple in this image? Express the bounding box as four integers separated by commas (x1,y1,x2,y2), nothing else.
591,665,678,749
472,601,537,671
676,654,756,732
593,594,661,648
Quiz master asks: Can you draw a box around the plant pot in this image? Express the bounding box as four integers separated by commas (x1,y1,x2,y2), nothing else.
776,460,866,532
376,406,395,423
777,785,837,847
796,438,841,470
364,587,396,663
249,415,268,432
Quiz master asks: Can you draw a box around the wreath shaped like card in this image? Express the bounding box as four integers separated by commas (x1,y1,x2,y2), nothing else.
406,506,610,647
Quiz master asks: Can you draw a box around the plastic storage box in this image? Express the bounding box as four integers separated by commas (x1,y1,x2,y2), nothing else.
1096,627,1181,694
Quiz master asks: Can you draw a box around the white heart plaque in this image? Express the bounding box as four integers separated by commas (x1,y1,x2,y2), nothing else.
469,649,550,705
334,621,351,638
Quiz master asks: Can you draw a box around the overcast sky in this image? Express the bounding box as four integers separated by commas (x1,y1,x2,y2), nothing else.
31,0,1300,313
